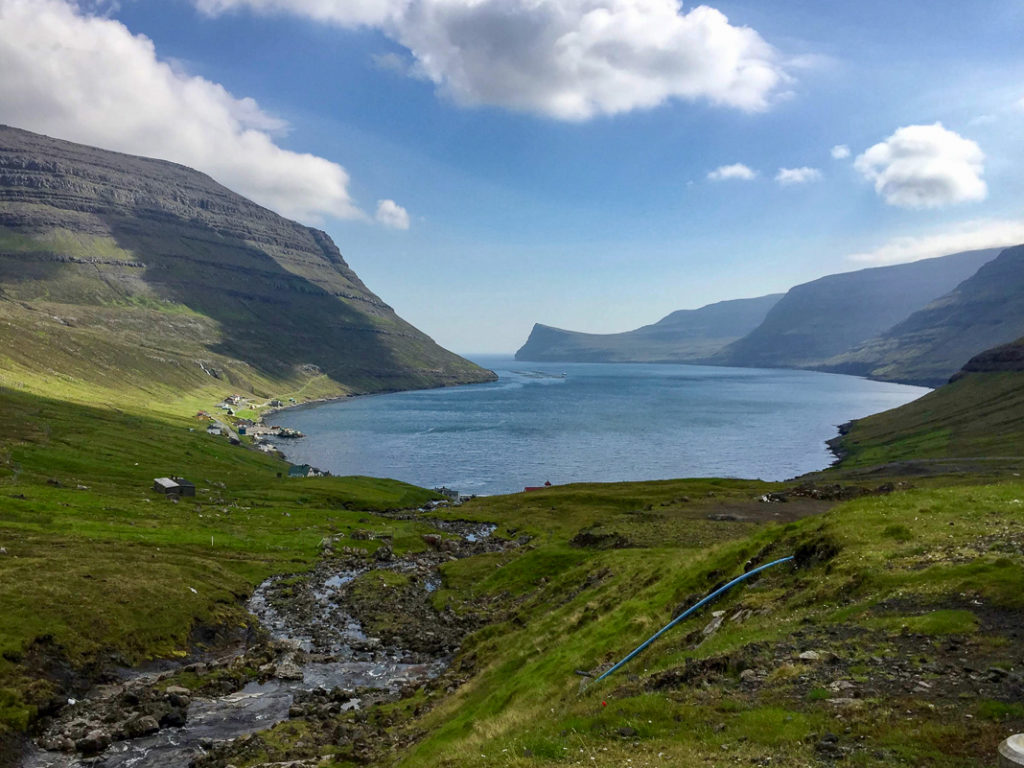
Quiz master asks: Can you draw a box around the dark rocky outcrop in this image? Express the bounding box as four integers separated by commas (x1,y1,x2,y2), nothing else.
0,124,495,398
957,337,1024,376
515,294,782,363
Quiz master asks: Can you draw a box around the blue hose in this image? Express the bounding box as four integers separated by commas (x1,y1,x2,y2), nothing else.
594,555,794,682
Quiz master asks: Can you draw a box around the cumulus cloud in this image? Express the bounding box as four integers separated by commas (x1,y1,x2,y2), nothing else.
707,163,757,181
775,166,821,186
830,144,850,159
193,0,789,120
0,0,362,224
375,199,410,230
854,123,986,209
847,219,1024,266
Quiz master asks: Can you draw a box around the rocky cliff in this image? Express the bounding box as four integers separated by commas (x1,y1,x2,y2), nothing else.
0,125,494,402
958,337,1024,375
514,294,782,363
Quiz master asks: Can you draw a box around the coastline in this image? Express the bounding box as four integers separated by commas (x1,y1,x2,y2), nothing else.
259,374,501,473
254,363,927,494
262,370,499,421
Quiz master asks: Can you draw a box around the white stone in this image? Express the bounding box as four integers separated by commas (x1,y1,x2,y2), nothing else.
999,734,1024,767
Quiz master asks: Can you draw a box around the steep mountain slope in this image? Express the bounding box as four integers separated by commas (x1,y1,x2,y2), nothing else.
823,245,1024,386
829,336,1024,467
515,294,782,363
712,248,1001,371
0,125,494,406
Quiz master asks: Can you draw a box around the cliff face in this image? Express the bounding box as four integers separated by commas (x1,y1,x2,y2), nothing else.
959,337,1024,374
0,125,494,400
824,245,1024,386
514,294,782,363
713,248,1001,372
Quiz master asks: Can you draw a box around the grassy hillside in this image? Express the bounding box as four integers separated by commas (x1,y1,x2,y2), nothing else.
0,386,440,743
514,295,781,363
178,473,1024,768
715,248,1000,372
829,339,1024,468
403,478,1024,767
825,245,1024,386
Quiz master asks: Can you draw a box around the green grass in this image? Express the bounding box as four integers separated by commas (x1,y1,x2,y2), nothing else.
834,371,1024,467
379,478,1024,768
0,386,440,734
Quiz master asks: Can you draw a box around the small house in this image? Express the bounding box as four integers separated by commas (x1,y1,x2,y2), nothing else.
153,477,196,497
435,486,460,501
288,464,326,478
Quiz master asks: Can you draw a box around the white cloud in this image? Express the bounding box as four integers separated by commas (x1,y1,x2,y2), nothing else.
375,199,410,230
193,0,789,121
775,166,821,186
371,51,411,75
707,163,757,181
968,114,996,127
854,123,986,209
847,219,1024,266
0,0,362,224
830,144,850,159
194,0,400,26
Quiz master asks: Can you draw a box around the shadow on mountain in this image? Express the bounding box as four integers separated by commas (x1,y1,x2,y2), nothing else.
100,213,412,391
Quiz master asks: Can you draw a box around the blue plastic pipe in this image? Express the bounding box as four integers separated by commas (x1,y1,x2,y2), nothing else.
594,555,794,682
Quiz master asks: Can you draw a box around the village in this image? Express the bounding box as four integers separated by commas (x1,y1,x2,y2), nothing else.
191,393,331,479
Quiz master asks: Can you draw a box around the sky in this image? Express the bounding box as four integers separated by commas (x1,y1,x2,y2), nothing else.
1,0,1023,354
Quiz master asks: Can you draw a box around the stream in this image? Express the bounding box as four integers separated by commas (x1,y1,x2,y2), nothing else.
21,520,500,768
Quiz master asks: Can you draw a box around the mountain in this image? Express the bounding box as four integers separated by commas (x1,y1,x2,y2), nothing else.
514,294,782,363
822,244,1024,386
712,248,1002,371
0,125,494,404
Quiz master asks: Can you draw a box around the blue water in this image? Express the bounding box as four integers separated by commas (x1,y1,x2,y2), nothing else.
270,357,929,495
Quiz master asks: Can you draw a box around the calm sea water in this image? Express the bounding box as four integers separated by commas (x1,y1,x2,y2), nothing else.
270,357,929,495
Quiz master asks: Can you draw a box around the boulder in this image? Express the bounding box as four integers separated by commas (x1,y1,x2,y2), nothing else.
74,728,111,755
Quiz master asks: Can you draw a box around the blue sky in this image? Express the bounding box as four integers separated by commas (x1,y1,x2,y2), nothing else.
2,0,1023,353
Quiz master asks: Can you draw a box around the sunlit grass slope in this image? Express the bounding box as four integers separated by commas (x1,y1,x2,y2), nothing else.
386,480,1024,767
0,386,439,735
833,371,1024,467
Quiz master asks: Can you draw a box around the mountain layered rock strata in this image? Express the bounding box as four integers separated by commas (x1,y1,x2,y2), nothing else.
0,125,494,402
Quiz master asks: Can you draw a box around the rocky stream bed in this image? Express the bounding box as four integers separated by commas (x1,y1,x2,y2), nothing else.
20,519,509,768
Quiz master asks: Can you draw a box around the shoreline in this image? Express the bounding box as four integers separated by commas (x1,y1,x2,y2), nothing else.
254,364,928,493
